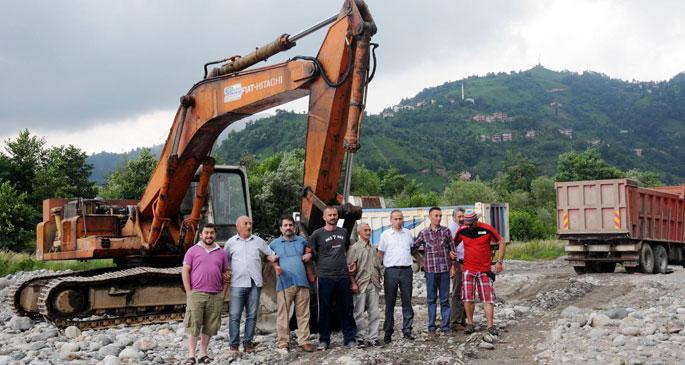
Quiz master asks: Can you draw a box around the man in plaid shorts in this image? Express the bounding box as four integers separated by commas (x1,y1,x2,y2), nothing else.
453,209,506,336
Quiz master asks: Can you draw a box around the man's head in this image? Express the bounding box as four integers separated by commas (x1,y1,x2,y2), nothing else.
279,215,295,239
453,207,465,225
428,207,442,228
390,209,404,230
236,216,253,238
323,206,339,228
200,223,216,246
463,209,479,227
358,222,371,242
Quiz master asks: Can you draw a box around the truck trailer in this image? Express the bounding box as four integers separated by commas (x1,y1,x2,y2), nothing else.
555,179,685,274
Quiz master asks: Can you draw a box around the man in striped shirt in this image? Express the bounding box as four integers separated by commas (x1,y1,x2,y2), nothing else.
413,207,455,333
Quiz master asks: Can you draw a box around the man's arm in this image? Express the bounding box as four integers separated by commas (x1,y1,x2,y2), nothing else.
182,264,192,294
494,238,506,273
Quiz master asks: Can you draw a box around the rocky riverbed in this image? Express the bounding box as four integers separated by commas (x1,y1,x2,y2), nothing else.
1,259,684,364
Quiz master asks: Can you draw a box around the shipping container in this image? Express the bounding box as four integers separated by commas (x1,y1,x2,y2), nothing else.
555,179,685,274
360,203,510,245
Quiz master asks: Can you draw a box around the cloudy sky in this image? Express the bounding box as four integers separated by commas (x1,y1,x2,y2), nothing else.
1,0,683,154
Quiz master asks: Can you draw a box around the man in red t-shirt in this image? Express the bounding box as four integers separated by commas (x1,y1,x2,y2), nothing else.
453,209,506,336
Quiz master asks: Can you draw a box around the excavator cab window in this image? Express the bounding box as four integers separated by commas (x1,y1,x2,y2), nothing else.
180,165,251,245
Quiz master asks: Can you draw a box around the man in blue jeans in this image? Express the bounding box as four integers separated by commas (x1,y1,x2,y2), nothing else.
225,215,280,353
413,207,456,334
307,206,357,350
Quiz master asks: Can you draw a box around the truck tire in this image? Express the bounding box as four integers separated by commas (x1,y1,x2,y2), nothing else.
639,244,655,274
653,245,668,274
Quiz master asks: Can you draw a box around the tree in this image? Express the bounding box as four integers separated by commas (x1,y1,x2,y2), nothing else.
0,181,37,251
248,150,304,237
378,168,408,197
625,169,662,187
350,165,381,196
498,154,540,192
33,145,97,201
510,210,547,241
442,179,498,205
530,176,556,209
100,148,158,199
2,130,45,200
555,149,624,182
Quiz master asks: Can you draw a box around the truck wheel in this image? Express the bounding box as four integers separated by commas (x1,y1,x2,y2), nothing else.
638,244,654,274
573,266,587,274
653,245,668,274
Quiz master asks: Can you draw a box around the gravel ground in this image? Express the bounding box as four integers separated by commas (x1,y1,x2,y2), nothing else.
1,259,684,365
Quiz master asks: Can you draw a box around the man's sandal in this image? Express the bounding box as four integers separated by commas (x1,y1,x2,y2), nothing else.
183,358,196,365
198,355,214,364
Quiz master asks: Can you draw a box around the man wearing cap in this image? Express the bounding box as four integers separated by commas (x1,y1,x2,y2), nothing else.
448,208,466,330
454,209,506,336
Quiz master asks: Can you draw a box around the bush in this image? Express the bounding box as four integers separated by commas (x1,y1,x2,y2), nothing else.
504,240,566,261
510,210,547,241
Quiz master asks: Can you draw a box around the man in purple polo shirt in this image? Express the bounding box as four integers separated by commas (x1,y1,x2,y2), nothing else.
182,223,229,365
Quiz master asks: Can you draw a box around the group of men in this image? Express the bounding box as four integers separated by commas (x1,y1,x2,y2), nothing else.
180,206,506,364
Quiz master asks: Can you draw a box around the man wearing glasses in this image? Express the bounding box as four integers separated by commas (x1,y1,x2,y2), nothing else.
348,222,383,347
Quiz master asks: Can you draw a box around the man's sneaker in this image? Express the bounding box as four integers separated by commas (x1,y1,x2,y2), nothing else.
356,340,368,348
300,343,314,352
383,333,392,345
464,324,476,334
367,339,381,347
229,345,239,352
403,332,415,340
344,340,357,349
243,342,255,353
317,342,329,351
487,326,499,336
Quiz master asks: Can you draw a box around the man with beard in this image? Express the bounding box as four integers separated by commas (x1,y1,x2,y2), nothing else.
182,223,229,365
269,215,314,352
307,206,358,350
454,209,506,336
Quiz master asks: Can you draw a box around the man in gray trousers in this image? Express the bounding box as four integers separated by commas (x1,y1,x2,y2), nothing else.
348,222,383,347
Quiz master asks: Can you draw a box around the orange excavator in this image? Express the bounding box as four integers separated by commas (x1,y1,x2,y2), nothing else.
10,0,376,329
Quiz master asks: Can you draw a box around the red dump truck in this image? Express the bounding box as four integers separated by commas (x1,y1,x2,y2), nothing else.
555,179,685,274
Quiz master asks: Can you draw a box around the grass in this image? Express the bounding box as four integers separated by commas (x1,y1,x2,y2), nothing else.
0,251,114,277
504,240,566,261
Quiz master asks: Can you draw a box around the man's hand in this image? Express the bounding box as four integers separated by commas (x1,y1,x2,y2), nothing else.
450,265,457,279
274,265,283,276
223,270,231,284
302,253,312,263
267,254,280,263
495,261,504,273
348,261,357,274
351,281,359,294
449,251,457,260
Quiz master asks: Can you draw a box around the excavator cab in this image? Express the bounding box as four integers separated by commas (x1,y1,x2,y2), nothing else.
180,165,251,244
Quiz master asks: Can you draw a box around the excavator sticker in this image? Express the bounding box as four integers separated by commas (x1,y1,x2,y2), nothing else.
224,84,244,102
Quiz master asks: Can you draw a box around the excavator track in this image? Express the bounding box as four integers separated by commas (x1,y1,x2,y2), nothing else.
8,268,113,319
36,266,188,329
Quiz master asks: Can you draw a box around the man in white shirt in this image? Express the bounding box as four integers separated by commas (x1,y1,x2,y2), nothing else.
377,210,415,344
224,216,280,353
448,208,466,330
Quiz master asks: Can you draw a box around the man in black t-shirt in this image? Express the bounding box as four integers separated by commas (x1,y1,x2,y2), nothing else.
308,206,358,350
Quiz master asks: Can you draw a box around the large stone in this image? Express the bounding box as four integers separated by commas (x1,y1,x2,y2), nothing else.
115,334,135,347
95,334,114,346
118,346,144,360
133,337,157,351
30,327,58,341
513,305,531,314
676,308,685,315
613,335,627,346
590,313,613,327
561,306,584,318
640,324,657,336
606,308,630,320
64,326,81,339
0,356,12,365
60,342,80,360
479,341,495,349
0,278,11,289
103,355,121,365
620,327,640,336
8,316,33,331
98,344,121,358
590,328,609,338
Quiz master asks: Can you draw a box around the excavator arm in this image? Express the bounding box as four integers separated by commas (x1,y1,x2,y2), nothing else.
123,0,375,251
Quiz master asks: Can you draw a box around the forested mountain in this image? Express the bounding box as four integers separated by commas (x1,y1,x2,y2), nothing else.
213,66,685,190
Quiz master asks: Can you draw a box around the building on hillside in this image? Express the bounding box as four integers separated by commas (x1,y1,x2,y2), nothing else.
502,133,513,141
589,138,601,146
633,148,643,157
491,134,502,143
381,110,395,118
465,98,475,104
558,128,573,138
459,171,472,181
525,130,536,138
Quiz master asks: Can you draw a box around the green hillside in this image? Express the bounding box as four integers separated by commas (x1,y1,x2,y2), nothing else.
214,66,685,189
